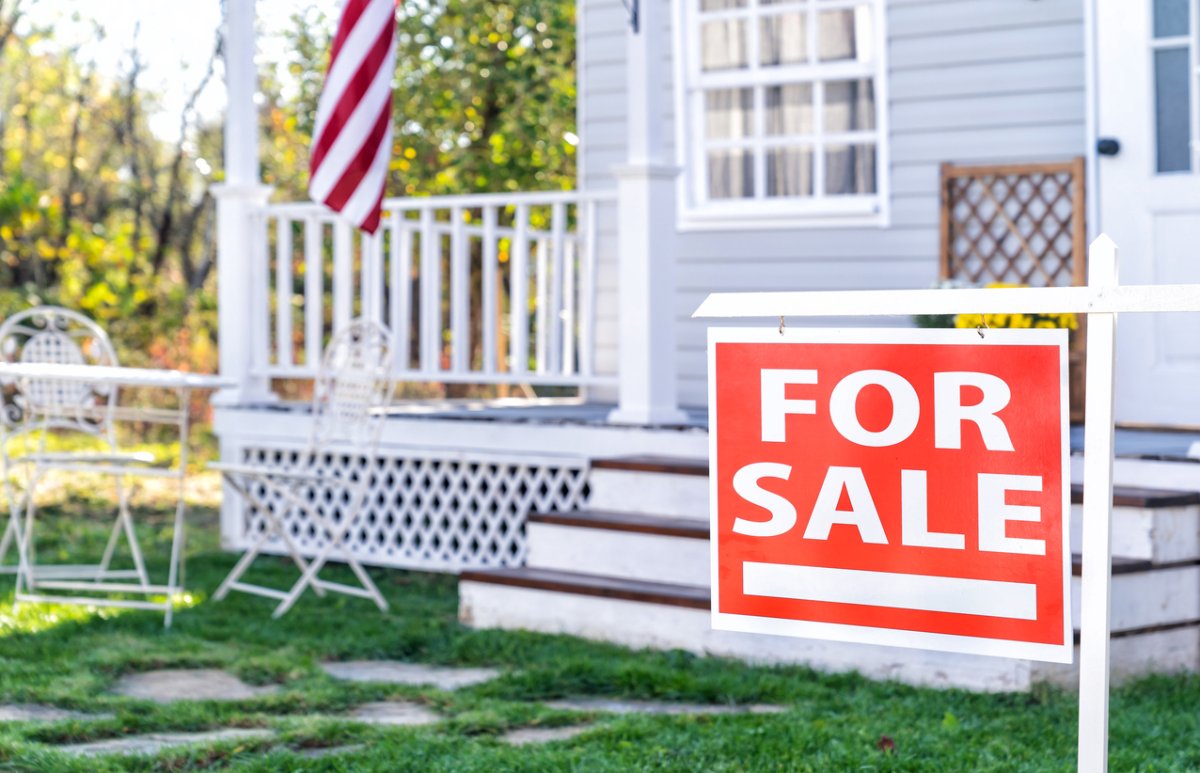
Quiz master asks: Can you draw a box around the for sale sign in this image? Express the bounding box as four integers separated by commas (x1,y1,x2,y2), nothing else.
708,327,1071,663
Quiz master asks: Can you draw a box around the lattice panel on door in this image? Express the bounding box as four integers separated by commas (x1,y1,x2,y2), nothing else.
940,159,1086,288
236,446,589,572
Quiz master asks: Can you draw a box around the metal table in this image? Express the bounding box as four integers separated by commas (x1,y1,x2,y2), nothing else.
0,363,233,626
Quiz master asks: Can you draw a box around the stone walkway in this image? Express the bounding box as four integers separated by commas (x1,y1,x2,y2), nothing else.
0,704,113,722
320,660,501,690
110,669,279,704
349,700,441,726
501,725,593,746
57,729,275,757
32,663,785,758
546,698,788,716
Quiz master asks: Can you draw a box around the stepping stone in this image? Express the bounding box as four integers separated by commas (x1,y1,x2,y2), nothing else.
297,743,367,759
545,698,787,716
501,724,592,745
110,669,279,704
349,700,441,726
320,661,500,690
57,728,275,757
0,704,113,722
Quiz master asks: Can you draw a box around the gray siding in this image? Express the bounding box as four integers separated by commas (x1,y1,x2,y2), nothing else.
578,0,1087,406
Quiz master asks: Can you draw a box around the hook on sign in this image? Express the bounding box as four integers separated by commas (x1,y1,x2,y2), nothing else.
977,321,989,339
779,316,786,336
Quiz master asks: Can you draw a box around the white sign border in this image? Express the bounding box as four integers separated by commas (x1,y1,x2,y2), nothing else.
706,325,1073,665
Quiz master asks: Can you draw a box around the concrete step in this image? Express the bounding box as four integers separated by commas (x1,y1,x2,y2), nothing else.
587,456,708,520
586,456,1200,564
527,510,709,586
533,504,1200,592
1072,454,1200,493
1069,485,1200,563
459,567,1200,692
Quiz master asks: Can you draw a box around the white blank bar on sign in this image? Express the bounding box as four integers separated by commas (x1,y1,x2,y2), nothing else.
743,562,1038,620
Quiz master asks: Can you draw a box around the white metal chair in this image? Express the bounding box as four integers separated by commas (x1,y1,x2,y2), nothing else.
212,319,395,617
0,307,157,599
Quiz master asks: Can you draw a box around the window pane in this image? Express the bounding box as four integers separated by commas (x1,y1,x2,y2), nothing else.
706,89,754,139
819,7,873,63
760,0,800,6
1153,0,1189,37
701,0,745,10
1154,47,1192,172
767,147,814,197
708,150,755,199
824,79,875,132
825,144,877,195
766,84,814,135
702,20,748,71
760,13,808,66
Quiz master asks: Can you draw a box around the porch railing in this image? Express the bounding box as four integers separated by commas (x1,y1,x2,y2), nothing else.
249,190,617,387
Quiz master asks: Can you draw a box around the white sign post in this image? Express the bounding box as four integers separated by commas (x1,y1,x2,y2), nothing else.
693,235,1200,773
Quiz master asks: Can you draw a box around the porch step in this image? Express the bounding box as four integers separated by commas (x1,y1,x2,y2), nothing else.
1069,484,1200,563
458,566,1200,692
1072,454,1200,493
588,456,708,520
459,568,707,609
527,511,708,586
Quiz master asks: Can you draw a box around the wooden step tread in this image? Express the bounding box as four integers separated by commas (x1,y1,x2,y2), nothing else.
460,568,710,609
591,456,708,477
463,559,1199,614
1070,483,1200,508
529,510,708,539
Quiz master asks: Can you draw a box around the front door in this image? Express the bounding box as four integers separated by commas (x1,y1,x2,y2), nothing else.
1097,0,1200,426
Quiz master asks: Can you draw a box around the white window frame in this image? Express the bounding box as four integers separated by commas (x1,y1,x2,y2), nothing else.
672,0,891,230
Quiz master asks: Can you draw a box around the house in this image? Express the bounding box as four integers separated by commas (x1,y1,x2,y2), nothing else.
212,0,1200,691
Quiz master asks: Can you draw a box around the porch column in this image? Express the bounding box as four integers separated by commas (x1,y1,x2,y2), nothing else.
608,0,688,426
213,0,274,406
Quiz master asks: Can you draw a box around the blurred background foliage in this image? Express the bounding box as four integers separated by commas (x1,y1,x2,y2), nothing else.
0,0,577,381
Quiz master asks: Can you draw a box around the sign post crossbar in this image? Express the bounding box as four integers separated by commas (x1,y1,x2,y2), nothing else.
693,235,1200,773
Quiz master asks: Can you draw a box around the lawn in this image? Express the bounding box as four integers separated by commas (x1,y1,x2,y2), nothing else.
0,481,1198,771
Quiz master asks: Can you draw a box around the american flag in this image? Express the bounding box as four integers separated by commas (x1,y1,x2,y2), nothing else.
308,0,398,234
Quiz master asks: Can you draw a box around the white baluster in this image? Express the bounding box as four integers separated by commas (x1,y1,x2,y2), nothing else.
535,235,549,374
510,204,530,376
275,217,293,368
363,227,384,325
450,206,469,374
333,219,353,332
482,206,498,375
580,199,598,379
390,210,411,372
419,207,440,373
548,202,566,375
304,217,323,369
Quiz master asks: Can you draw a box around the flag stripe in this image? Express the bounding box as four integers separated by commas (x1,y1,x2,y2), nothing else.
309,53,394,202
310,20,394,174
329,0,371,63
312,0,396,149
324,104,392,212
309,0,397,235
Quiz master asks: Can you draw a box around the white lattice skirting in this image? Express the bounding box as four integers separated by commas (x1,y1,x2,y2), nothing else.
231,446,589,572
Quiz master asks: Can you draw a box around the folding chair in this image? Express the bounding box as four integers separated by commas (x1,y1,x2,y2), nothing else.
212,319,395,617
0,307,156,596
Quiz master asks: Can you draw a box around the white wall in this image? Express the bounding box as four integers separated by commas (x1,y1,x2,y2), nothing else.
578,0,1088,407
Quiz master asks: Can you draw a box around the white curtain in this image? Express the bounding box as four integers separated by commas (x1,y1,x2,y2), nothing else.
701,20,747,71
826,144,876,195
760,13,807,67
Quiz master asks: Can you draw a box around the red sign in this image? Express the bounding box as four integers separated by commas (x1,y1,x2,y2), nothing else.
708,328,1071,662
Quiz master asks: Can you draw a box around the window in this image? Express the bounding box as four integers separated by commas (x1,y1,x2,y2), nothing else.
675,0,888,227
1150,0,1197,174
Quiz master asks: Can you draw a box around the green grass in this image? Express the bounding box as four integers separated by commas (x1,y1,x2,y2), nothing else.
0,501,1198,771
